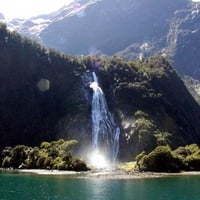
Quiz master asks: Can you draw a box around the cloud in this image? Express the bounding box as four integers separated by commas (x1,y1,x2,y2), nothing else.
0,0,74,19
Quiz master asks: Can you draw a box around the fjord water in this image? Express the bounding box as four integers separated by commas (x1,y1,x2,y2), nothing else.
1,172,200,200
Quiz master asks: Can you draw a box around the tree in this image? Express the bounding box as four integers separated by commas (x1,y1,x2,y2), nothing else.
137,146,180,172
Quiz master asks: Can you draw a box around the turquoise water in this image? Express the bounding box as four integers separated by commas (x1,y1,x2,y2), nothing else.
0,172,200,200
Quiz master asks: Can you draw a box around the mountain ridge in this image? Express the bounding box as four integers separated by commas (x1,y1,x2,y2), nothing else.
3,0,200,81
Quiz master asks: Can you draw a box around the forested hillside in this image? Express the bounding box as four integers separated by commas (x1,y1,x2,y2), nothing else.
1,23,200,161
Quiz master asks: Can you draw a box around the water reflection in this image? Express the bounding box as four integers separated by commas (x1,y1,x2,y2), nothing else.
1,173,200,200
84,179,121,200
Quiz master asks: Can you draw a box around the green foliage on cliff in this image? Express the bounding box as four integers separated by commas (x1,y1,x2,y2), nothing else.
1,23,200,162
1,139,88,171
136,144,200,172
87,55,200,159
0,22,88,149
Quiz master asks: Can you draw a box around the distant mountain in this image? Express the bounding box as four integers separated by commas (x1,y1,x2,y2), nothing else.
1,24,200,160
4,0,200,81
39,0,188,55
1,0,96,43
118,1,200,79
0,13,4,20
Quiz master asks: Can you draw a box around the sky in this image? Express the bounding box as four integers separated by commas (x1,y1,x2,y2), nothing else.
0,0,74,19
0,0,200,20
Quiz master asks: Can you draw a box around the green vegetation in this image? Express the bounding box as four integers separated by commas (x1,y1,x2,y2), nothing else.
0,22,88,150
1,139,89,171
135,144,200,172
118,162,136,172
0,22,200,163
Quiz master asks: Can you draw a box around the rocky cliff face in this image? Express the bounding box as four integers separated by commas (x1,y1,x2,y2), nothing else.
115,1,200,80
165,3,200,79
1,24,200,160
183,76,200,105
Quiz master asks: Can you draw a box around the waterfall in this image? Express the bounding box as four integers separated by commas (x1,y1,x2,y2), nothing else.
89,72,120,162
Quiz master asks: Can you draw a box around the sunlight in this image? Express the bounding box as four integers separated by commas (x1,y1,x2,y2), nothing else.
88,150,110,169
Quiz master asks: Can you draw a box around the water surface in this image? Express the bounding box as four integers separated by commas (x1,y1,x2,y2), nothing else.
0,171,200,200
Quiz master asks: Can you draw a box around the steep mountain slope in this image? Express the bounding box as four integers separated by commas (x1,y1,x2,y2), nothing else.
183,76,200,104
40,0,188,55
95,56,200,158
1,0,96,43
0,24,200,160
0,23,88,149
114,1,200,79
165,3,200,79
3,0,200,80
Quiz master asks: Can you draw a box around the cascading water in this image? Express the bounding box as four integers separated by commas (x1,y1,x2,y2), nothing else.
89,72,120,163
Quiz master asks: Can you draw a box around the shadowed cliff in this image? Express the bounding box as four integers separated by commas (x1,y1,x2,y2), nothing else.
1,23,200,160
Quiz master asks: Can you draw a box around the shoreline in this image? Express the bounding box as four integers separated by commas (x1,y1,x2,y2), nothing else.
0,168,86,176
2,168,200,179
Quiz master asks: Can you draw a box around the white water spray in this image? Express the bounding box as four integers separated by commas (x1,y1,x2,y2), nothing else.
89,72,120,163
